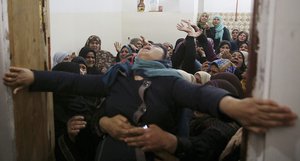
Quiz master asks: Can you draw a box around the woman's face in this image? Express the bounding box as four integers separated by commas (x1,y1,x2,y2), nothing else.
134,40,143,50
119,48,130,60
209,64,219,75
89,40,100,52
238,33,247,42
194,73,202,84
79,64,87,75
212,17,220,26
239,43,248,52
200,14,209,23
231,52,244,68
163,43,173,57
138,44,164,61
220,44,230,54
85,52,95,67
232,30,239,40
62,55,71,62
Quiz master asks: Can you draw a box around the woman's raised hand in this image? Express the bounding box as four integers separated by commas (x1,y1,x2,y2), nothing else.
3,67,34,94
177,19,202,37
114,41,122,53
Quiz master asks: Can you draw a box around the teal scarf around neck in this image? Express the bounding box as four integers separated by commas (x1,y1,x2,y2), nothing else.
132,57,183,78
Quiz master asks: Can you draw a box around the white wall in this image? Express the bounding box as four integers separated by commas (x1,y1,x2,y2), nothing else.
49,0,251,61
204,0,253,13
49,0,199,61
121,0,198,46
49,0,123,58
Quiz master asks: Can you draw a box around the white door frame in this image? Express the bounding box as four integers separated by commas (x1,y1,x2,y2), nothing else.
0,0,16,160
247,0,300,161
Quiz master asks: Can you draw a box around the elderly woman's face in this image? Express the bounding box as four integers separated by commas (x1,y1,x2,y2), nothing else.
138,44,164,61
134,40,143,50
89,40,100,52
231,52,244,68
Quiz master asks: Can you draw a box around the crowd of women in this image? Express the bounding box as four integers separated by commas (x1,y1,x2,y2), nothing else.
3,14,297,161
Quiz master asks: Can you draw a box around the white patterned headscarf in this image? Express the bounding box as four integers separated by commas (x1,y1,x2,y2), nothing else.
53,51,70,67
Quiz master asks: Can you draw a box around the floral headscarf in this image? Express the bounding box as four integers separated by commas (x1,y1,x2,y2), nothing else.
84,35,101,48
210,58,236,73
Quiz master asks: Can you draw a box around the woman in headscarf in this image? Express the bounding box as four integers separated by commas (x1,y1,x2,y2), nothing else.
211,72,244,98
231,28,239,41
230,31,249,51
51,62,99,161
78,46,102,75
172,20,217,74
85,35,115,74
197,12,210,36
215,40,232,59
52,51,71,67
207,15,231,51
230,51,247,80
208,58,237,76
183,79,241,161
4,29,297,161
194,71,211,84
129,37,143,52
71,56,88,75
115,44,137,64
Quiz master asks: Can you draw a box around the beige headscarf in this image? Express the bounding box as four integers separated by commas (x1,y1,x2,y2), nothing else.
176,69,197,83
194,71,211,84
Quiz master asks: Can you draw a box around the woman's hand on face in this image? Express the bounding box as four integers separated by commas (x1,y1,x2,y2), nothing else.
201,61,210,72
3,67,34,94
99,115,134,141
140,36,150,46
220,96,298,133
124,124,177,153
204,23,210,30
129,44,138,52
221,51,232,60
67,115,86,142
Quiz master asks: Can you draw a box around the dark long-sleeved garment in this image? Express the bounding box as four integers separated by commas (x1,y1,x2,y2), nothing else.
30,70,230,161
207,26,231,50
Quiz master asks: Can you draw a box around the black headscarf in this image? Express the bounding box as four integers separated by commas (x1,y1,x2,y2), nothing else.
52,62,80,74
72,56,87,67
79,46,96,58
211,72,244,98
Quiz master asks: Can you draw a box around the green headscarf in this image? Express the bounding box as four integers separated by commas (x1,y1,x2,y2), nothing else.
213,15,225,41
